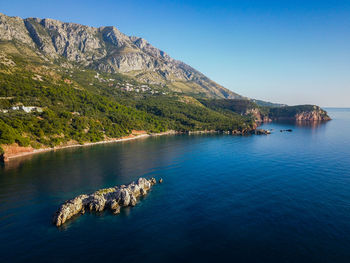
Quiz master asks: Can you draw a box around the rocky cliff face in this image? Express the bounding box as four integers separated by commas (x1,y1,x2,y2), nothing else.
245,108,272,123
0,14,35,46
294,110,331,121
0,12,242,99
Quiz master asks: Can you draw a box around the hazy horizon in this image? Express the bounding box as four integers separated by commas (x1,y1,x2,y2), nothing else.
1,0,349,107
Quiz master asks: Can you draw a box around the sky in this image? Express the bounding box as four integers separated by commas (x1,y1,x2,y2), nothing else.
1,0,349,107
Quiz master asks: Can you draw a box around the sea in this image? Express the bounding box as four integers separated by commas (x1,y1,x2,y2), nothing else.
0,108,350,263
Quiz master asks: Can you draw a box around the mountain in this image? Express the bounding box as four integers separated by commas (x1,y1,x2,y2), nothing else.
0,12,330,162
0,12,244,99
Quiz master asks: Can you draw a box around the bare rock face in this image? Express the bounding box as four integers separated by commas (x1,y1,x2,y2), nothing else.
53,194,89,227
246,108,272,123
87,194,107,212
23,17,106,63
52,177,158,227
0,13,35,47
129,195,137,207
118,188,131,207
294,110,331,121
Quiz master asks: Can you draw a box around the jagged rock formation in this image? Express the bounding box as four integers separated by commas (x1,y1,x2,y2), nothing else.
53,177,157,227
0,12,243,99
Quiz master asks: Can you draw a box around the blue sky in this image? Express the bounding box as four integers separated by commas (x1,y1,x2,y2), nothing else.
1,0,349,107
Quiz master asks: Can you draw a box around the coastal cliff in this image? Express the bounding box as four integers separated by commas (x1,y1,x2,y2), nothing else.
245,108,272,123
294,111,331,121
198,99,331,122
268,105,331,121
247,105,331,122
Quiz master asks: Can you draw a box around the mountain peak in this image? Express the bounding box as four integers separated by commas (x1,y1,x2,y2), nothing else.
0,12,243,99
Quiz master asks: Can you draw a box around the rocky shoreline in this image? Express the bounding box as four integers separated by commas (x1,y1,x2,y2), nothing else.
53,177,160,227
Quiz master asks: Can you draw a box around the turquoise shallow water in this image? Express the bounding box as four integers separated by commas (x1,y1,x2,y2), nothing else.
0,108,350,263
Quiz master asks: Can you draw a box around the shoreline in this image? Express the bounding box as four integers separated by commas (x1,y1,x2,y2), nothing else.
1,128,272,163
2,130,177,163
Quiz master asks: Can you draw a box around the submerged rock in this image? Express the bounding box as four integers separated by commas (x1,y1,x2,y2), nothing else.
53,177,158,227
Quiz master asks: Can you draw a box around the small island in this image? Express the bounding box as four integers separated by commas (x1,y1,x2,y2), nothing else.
53,177,160,227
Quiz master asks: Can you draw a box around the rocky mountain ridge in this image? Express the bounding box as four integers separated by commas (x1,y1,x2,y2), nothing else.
0,12,243,99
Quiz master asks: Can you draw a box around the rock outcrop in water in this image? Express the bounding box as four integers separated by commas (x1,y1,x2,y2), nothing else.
251,129,271,135
53,177,157,227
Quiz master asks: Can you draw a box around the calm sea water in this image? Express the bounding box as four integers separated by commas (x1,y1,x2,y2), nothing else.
1,108,350,263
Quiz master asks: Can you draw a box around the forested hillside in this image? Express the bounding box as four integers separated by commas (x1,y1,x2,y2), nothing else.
0,41,255,152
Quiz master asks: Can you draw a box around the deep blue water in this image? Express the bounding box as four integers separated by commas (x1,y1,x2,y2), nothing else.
1,108,350,263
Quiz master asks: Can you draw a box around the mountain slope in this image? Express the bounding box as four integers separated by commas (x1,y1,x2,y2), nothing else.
0,12,243,99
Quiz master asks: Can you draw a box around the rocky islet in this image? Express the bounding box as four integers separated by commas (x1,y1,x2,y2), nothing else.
53,177,158,227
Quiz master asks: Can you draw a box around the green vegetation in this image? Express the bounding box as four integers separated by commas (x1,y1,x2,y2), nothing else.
95,188,116,195
0,40,328,153
199,99,261,114
0,41,254,149
132,97,254,131
0,59,169,147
